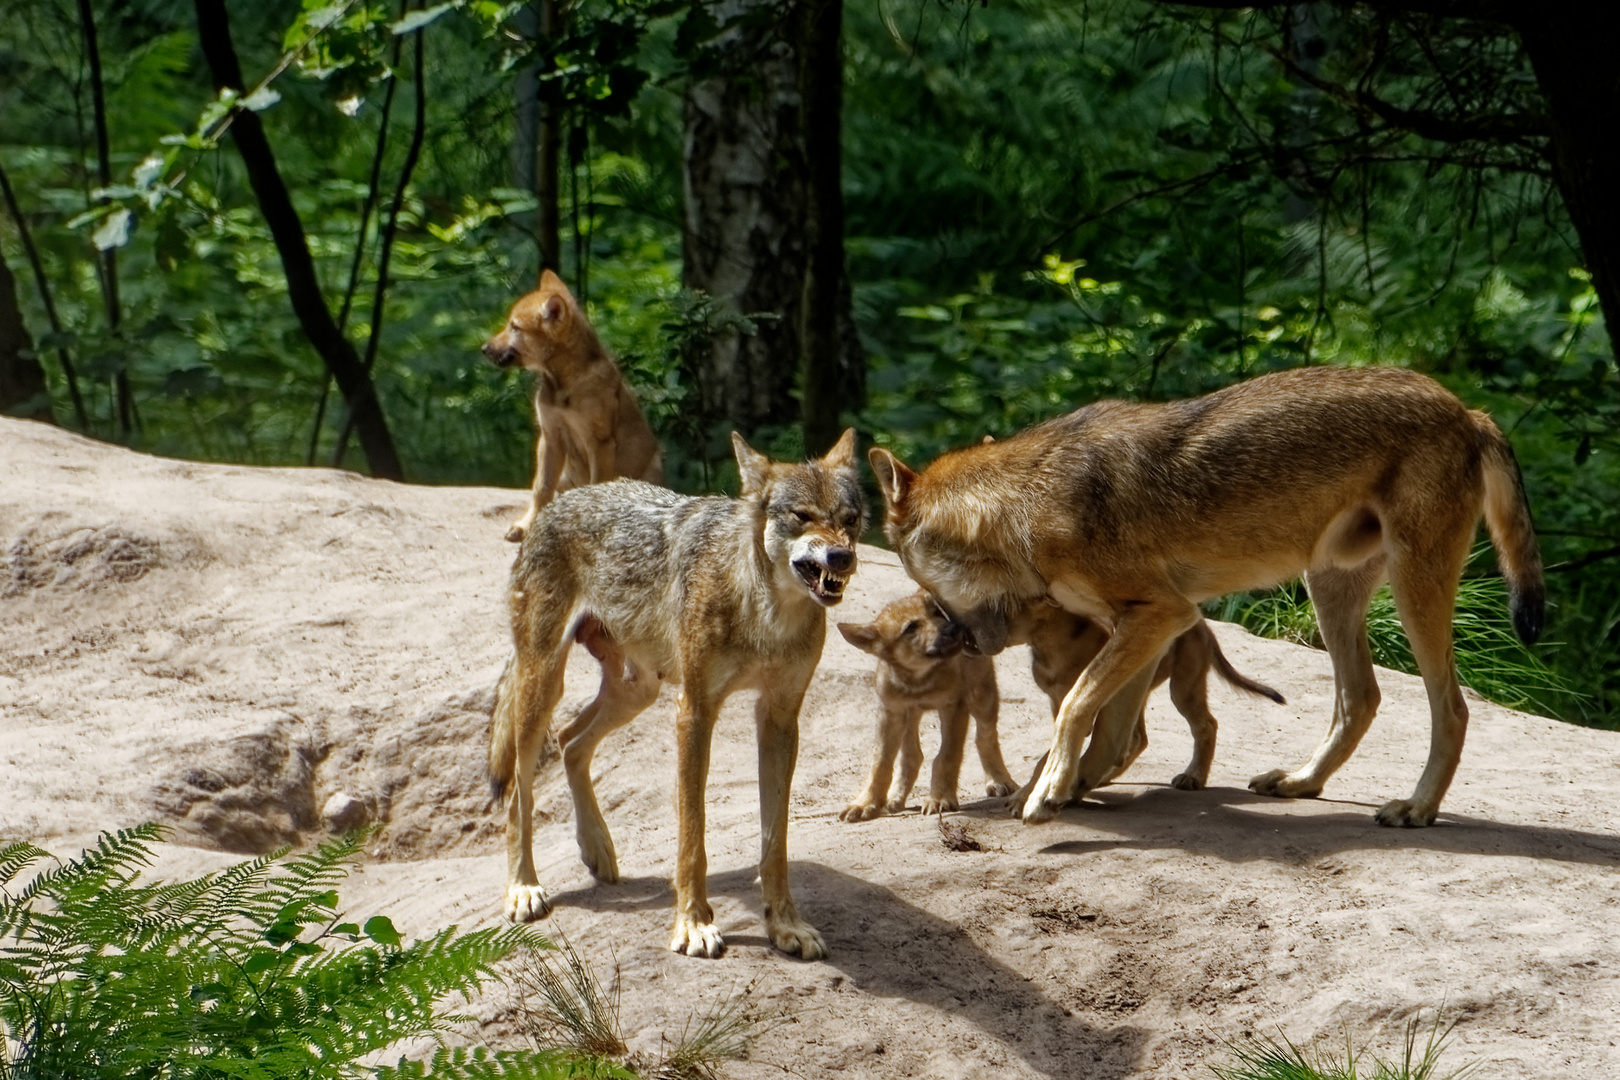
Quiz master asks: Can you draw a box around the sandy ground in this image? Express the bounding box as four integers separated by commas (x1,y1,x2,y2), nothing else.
3,416,1617,1079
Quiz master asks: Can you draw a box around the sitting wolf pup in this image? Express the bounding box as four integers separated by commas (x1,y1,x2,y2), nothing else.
836,591,1014,821
869,366,1543,829
489,429,863,961
483,270,664,543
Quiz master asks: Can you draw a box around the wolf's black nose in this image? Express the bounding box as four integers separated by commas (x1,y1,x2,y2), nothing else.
482,341,516,367
824,547,854,573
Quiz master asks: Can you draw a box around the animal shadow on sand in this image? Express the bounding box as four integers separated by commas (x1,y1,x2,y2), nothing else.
1005,783,1620,868
549,864,1147,1079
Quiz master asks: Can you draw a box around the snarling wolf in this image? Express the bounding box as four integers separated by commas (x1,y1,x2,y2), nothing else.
1012,606,1284,800
869,366,1542,828
483,270,663,543
489,430,863,960
836,591,1014,821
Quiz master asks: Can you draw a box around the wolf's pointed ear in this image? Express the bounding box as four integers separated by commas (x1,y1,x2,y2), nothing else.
837,621,880,653
819,427,858,473
732,431,771,496
538,268,567,291
867,447,915,510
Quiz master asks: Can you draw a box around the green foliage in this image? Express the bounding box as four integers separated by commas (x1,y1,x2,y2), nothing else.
0,824,603,1080
1209,1012,1477,1080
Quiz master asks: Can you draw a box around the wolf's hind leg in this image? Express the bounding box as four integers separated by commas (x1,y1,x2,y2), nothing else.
1167,633,1218,790
558,656,660,883
969,675,1016,797
495,604,571,922
1251,559,1383,801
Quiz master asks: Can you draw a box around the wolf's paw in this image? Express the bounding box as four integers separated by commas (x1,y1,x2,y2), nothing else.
920,793,959,816
1374,799,1437,828
985,779,1014,798
1170,772,1206,791
669,915,725,959
838,801,884,823
1248,769,1322,799
883,796,909,815
766,911,828,961
577,831,620,883
504,523,527,543
504,884,553,923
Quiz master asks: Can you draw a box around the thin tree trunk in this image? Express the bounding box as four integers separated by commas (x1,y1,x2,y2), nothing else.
0,161,89,428
76,0,131,434
1514,6,1620,364
0,247,53,422
797,0,863,457
332,17,427,468
534,0,563,277
682,1,807,442
192,0,403,480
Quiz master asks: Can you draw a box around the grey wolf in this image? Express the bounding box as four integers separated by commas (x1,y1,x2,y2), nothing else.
482,270,664,542
869,366,1542,828
835,591,1013,820
489,429,863,960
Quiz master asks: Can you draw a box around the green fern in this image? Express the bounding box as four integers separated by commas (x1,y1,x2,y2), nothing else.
0,825,617,1080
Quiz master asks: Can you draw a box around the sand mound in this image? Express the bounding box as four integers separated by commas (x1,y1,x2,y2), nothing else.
2,416,1615,1078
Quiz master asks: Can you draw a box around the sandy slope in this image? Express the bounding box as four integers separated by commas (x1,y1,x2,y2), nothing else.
2,416,1616,1079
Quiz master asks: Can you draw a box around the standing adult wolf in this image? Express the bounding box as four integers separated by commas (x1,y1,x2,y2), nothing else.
490,429,863,960
869,367,1542,829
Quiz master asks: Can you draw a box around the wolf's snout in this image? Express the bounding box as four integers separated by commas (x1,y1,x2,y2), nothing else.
824,546,855,573
482,339,518,367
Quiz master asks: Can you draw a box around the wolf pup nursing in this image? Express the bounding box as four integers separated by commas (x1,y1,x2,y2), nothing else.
869,366,1543,828
482,270,664,542
489,429,863,961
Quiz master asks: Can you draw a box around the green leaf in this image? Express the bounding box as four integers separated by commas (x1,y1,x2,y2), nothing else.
239,86,282,112
392,2,457,35
365,914,402,947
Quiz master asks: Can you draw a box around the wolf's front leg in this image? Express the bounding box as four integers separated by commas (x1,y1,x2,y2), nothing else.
923,702,969,815
756,679,827,960
840,705,909,822
670,689,724,958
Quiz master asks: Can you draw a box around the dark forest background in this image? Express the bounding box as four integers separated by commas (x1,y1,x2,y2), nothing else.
2,0,1616,725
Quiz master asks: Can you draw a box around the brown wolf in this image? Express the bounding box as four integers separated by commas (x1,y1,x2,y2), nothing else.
835,591,1013,821
489,429,863,960
482,270,664,542
1012,606,1285,799
869,366,1542,828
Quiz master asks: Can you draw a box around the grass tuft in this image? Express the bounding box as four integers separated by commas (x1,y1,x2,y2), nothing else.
1209,1011,1478,1080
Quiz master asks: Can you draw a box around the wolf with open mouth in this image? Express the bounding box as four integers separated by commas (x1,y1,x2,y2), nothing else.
489,429,864,961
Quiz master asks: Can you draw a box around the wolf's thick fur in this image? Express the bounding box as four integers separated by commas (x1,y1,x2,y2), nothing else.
836,592,1014,821
489,430,863,960
870,366,1543,828
1017,607,1284,793
483,270,663,543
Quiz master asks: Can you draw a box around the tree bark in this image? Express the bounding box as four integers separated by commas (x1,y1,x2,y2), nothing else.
0,247,53,422
76,0,131,434
192,0,403,480
797,0,864,456
1512,5,1620,362
514,0,563,277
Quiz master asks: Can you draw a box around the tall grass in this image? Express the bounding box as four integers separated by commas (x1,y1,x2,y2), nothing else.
1209,1011,1478,1080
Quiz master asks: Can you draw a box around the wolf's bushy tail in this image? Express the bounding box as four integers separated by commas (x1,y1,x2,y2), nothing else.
488,652,519,802
1476,412,1545,645
1208,636,1286,705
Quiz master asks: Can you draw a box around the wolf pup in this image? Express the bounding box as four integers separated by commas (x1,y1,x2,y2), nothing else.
836,591,1015,821
869,366,1542,828
483,270,664,543
489,429,863,961
1014,606,1284,797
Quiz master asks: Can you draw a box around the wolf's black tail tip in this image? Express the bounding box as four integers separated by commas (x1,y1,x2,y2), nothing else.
489,776,507,803
1511,585,1545,646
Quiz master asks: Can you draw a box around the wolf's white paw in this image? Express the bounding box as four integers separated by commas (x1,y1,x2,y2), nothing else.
838,801,884,822
577,829,619,883
920,793,958,816
1375,799,1436,828
766,911,827,960
985,779,1014,798
1020,771,1066,824
883,796,908,815
1248,769,1322,799
670,915,725,958
1170,772,1206,791
504,884,552,923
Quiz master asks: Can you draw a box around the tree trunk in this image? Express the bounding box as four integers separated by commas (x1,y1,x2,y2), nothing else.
514,0,563,277
76,0,131,434
1513,6,1620,362
192,0,403,480
0,160,88,428
0,247,53,422
797,0,864,457
682,1,809,441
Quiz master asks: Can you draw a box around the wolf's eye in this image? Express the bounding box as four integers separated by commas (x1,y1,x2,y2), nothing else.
902,620,919,636
793,510,814,524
